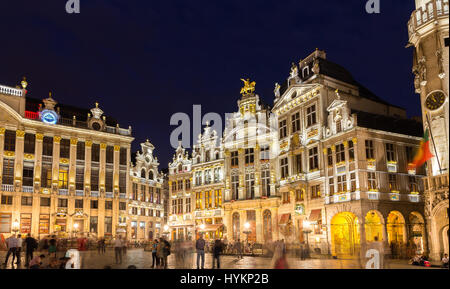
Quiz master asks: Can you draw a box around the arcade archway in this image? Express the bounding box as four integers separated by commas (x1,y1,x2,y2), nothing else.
386,211,406,245
365,210,383,242
408,212,425,255
331,212,360,257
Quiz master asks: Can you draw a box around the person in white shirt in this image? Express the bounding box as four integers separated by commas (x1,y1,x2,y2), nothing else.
16,234,23,265
113,235,123,264
442,254,449,268
3,234,18,266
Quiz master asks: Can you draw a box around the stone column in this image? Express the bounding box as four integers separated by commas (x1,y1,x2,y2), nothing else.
112,145,120,237
0,128,5,185
98,143,107,238
67,138,77,234
238,148,245,200
84,141,92,235
32,134,43,237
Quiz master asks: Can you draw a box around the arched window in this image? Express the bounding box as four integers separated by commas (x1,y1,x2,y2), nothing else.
178,164,183,173
263,210,272,243
149,170,154,180
141,169,146,179
232,212,240,241
302,66,310,78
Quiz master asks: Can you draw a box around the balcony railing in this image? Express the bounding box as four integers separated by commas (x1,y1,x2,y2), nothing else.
91,191,99,198
75,190,84,197
0,84,23,96
59,189,69,196
1,184,14,192
105,192,114,199
408,0,449,37
22,186,34,193
119,193,126,199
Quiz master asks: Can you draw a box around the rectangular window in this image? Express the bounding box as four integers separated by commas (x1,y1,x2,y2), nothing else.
409,176,418,192
337,175,347,193
310,185,321,199
171,181,177,192
214,190,222,208
177,180,183,190
39,215,49,234
295,189,304,202
386,143,396,162
42,137,53,156
1,195,13,205
329,177,335,196
105,217,112,234
75,167,84,191
336,144,345,164
90,216,98,234
245,172,255,199
132,183,138,200
306,104,317,127
186,198,191,213
0,214,12,233
367,172,377,191
41,165,52,188
214,168,220,183
260,145,270,160
348,140,355,161
280,157,289,179
291,112,300,133
2,159,14,185
365,140,375,159
119,148,127,165
4,130,16,152
40,197,51,207
261,169,271,197
178,199,184,214
91,143,100,162
350,172,356,192
106,146,114,164
185,179,191,190
388,174,398,191
279,120,287,139
119,171,126,194
90,168,99,191
231,175,239,200
119,202,126,211
58,198,68,208
195,172,202,186
60,139,70,159
231,151,239,167
327,148,333,167
245,148,254,164
21,196,33,206
58,168,69,189
205,191,212,209
141,208,146,216
22,165,34,187
406,146,414,164
91,200,98,209
75,199,83,209
204,170,211,185
196,192,203,210
76,142,85,160
20,213,32,234
24,133,35,154
172,200,177,214
294,154,302,175
105,170,113,192
105,201,113,210
309,147,319,171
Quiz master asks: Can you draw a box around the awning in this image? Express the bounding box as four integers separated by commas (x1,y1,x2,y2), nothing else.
309,209,322,223
198,224,223,232
279,214,291,226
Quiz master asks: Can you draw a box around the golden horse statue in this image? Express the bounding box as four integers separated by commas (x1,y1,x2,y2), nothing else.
240,78,256,95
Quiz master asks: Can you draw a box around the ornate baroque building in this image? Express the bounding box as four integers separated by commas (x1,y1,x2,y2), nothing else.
408,0,449,260
129,140,165,241
0,80,133,240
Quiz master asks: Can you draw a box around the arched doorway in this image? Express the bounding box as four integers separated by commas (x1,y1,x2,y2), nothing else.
387,211,406,245
331,212,360,257
365,210,383,242
408,212,425,255
263,210,272,243
232,212,240,241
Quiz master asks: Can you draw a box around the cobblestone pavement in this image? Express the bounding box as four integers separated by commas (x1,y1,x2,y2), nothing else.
0,249,442,269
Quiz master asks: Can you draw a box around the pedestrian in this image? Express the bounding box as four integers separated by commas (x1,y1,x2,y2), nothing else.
98,238,106,254
16,234,23,265
114,235,123,264
162,238,171,269
442,254,449,268
122,238,128,255
156,237,166,268
212,239,223,269
24,234,38,267
234,239,243,259
48,235,57,258
29,254,46,269
274,250,289,269
151,239,159,268
195,234,206,269
4,234,18,267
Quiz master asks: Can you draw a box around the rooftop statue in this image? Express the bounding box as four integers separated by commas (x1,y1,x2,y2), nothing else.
240,78,256,95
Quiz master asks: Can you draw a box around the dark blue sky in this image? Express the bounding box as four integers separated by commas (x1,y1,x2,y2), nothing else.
0,0,418,168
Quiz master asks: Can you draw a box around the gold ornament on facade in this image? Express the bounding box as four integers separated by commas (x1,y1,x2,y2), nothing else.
24,154,35,160
352,137,357,144
85,140,93,147
323,148,328,154
4,151,15,157
54,136,61,143
343,141,348,148
240,78,256,95
60,158,69,164
36,133,44,141
16,130,25,138
331,146,336,152
70,138,78,145
100,143,107,149
0,128,5,135
114,145,121,151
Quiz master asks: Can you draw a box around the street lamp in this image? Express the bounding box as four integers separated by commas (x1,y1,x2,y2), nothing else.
302,220,312,258
12,219,19,234
243,222,251,252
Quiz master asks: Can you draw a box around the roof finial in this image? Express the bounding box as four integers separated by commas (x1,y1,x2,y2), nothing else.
21,77,28,89
335,89,341,100
95,102,99,108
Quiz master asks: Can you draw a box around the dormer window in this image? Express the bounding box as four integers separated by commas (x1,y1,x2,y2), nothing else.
141,169,146,179
149,171,154,180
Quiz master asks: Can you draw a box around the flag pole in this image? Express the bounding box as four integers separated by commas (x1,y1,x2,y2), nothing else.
425,113,442,174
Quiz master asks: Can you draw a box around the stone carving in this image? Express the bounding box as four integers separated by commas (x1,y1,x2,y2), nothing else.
436,49,446,79
290,63,298,78
274,83,281,98
417,56,427,86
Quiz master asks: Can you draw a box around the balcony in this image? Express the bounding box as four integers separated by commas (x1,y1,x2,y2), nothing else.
75,190,84,197
119,193,126,199
91,191,99,198
22,186,34,193
105,192,114,199
367,191,380,200
59,189,69,196
408,0,449,38
0,84,23,96
1,184,14,192
408,194,421,203
325,192,361,204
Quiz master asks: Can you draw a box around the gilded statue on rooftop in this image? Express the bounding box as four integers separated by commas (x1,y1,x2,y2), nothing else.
240,78,256,95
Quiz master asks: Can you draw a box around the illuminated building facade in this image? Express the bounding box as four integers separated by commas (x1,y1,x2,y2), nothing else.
129,140,165,241
192,125,225,240
0,80,133,240
168,142,194,240
408,0,449,260
272,50,426,257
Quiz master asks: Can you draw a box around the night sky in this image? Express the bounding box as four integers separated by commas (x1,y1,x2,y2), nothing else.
0,0,418,169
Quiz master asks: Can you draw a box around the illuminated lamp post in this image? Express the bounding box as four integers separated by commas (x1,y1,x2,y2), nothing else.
12,219,19,234
303,220,312,258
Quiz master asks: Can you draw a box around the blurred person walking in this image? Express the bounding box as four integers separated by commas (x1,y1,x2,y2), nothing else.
151,239,159,268
3,234,18,267
114,235,123,264
24,234,38,267
196,234,206,269
16,234,23,265
212,239,223,269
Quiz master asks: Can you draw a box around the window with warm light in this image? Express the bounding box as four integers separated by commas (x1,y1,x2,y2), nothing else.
58,168,68,189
